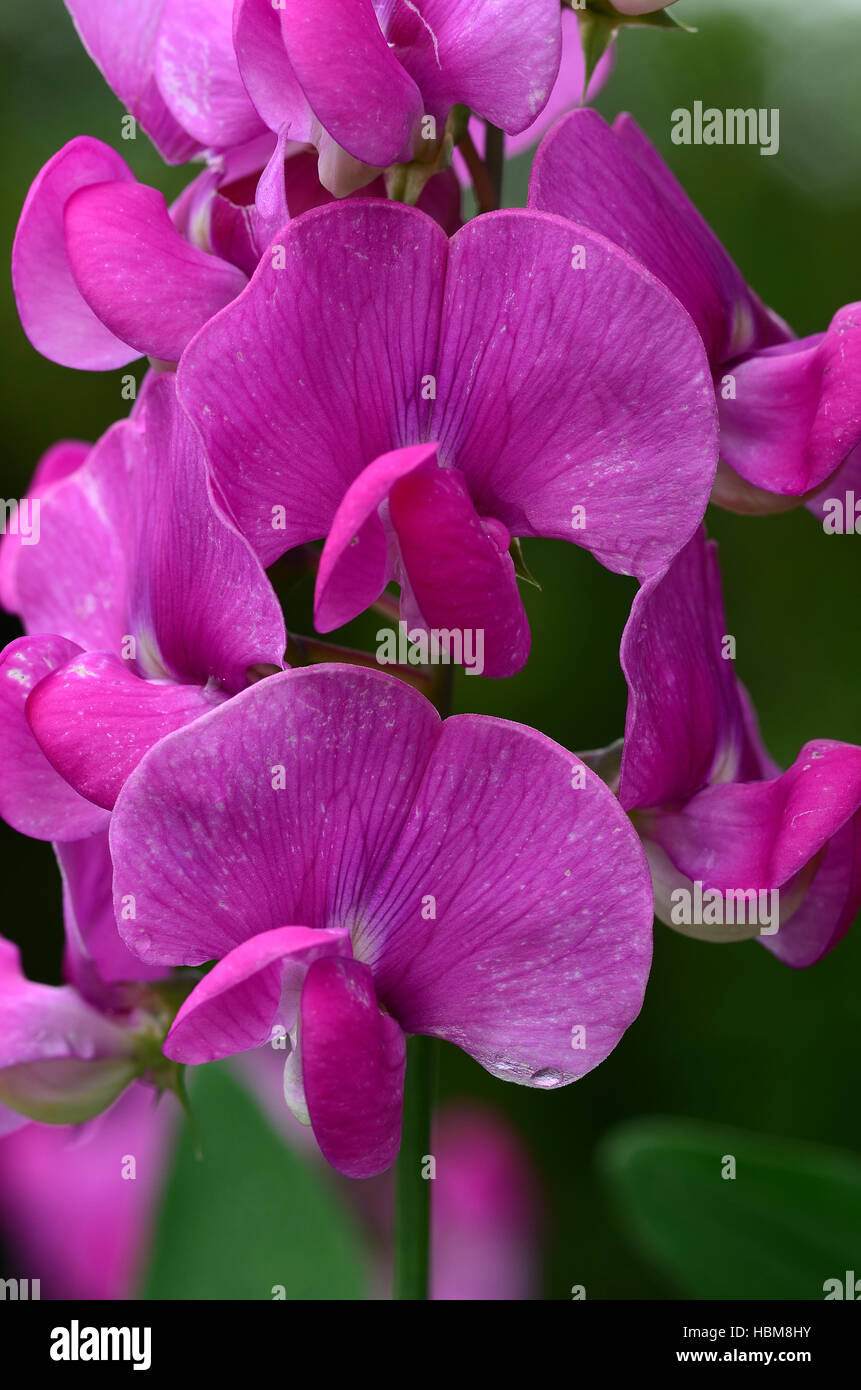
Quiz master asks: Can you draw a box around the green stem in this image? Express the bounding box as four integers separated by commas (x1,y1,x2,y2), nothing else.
393,1034,438,1299
392,662,451,1300
484,122,505,209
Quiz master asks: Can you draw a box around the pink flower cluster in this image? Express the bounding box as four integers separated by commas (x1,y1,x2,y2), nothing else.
1,0,859,1236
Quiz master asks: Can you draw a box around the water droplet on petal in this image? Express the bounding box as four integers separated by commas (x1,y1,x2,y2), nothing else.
530,1067,565,1089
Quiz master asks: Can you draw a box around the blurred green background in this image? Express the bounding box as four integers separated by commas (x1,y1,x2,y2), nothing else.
1,0,859,1298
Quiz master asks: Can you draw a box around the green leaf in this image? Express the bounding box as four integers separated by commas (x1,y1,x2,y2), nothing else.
144,1063,369,1300
599,1117,861,1299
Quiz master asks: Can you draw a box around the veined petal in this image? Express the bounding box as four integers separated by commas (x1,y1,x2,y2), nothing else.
126,375,287,690
0,440,89,614
278,0,423,170
529,110,758,364
718,305,861,497
26,650,225,811
315,443,439,633
0,636,109,841
179,201,448,565
57,834,164,991
65,180,247,363
363,714,653,1085
647,741,861,904
164,926,351,1063
437,209,717,581
233,0,315,139
389,465,530,679
300,955,406,1179
154,0,265,149
64,0,201,162
391,0,562,136
14,421,133,652
618,527,746,811
111,668,442,965
12,137,140,370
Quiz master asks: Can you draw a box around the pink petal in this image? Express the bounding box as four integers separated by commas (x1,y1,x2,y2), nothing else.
57,834,164,991
154,0,266,149
649,741,861,905
111,667,442,966
0,636,109,841
807,440,861,525
125,375,287,691
14,421,133,651
0,440,89,613
0,935,136,1112
391,0,562,136
389,465,530,679
233,0,315,138
618,527,747,811
363,714,654,1085
65,179,247,363
279,0,423,170
529,110,758,364
178,200,448,566
300,955,406,1179
315,443,440,632
164,926,351,1063
64,0,201,162
12,137,140,370
437,209,718,581
760,816,861,969
718,305,861,496
26,649,225,810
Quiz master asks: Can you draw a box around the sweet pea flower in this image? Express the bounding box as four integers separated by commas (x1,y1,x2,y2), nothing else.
233,0,565,195
0,935,175,1133
63,0,266,162
110,665,654,1178
12,133,462,371
0,375,286,839
598,526,861,968
529,110,861,514
0,1081,177,1299
179,199,718,678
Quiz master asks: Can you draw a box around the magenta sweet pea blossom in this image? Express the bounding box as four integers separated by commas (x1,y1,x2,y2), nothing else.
603,526,861,968
529,110,861,514
0,375,286,838
12,132,462,371
179,199,718,678
109,665,654,1178
0,935,171,1133
234,0,565,195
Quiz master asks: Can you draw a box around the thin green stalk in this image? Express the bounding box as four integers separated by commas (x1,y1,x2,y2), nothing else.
392,662,451,1300
484,122,505,210
393,1034,438,1299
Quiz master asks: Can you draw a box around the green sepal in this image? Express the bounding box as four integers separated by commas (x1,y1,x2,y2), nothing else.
571,2,695,96
510,538,542,590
